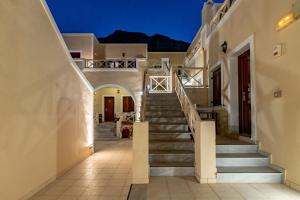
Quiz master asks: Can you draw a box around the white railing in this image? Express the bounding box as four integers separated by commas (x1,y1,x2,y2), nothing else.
177,67,206,88
175,74,217,183
175,74,201,134
210,0,236,32
149,75,172,93
85,59,137,69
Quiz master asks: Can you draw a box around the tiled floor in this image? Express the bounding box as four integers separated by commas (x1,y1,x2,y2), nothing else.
30,140,132,200
30,139,300,200
146,176,300,200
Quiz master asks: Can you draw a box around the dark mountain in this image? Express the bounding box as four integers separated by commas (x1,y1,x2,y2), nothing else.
98,30,190,52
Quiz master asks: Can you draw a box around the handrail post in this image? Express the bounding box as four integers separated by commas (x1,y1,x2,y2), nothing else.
132,122,149,184
194,120,217,184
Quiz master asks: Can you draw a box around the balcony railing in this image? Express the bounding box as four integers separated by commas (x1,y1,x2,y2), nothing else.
148,75,172,93
177,67,207,88
85,59,137,69
210,0,237,32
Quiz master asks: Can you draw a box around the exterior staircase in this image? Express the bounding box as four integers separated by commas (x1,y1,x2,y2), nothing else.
144,91,283,181
145,93,194,176
216,143,283,183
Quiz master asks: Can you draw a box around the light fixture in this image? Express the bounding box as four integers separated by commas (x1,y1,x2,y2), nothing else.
276,1,300,31
117,89,120,94
221,41,228,53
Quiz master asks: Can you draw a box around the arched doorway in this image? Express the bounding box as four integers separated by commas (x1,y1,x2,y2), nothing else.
93,84,136,151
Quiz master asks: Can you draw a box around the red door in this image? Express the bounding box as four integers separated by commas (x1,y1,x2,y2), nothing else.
238,50,251,137
104,97,115,122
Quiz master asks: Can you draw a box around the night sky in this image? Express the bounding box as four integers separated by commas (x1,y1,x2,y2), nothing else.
46,0,224,43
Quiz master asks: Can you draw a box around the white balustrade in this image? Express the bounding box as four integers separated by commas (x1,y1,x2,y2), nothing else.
149,76,172,93
177,67,206,88
175,74,217,183
85,59,137,69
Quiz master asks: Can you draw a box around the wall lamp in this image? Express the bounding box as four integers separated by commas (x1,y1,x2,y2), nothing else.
276,0,300,31
221,41,228,53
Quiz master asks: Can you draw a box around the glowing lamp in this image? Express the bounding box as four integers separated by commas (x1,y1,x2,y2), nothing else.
276,1,300,31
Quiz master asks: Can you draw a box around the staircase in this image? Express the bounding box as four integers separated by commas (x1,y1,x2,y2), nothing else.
144,91,283,181
94,123,119,141
216,143,283,183
145,93,195,176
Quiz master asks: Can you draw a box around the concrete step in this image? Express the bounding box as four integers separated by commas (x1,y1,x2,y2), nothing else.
216,145,258,154
216,153,270,167
147,93,177,98
146,105,182,111
145,111,184,117
150,166,195,176
149,123,189,132
146,101,180,106
150,132,192,140
149,150,194,162
147,117,186,123
149,140,194,151
217,166,283,183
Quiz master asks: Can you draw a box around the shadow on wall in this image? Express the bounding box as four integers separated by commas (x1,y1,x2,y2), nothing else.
56,67,93,176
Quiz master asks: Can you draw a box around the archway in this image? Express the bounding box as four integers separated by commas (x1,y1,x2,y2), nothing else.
93,84,139,151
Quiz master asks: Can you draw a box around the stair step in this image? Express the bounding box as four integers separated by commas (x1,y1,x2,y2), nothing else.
146,106,182,111
217,153,269,167
150,167,195,176
217,167,282,183
149,123,189,131
217,166,281,173
150,132,192,140
146,101,178,104
149,140,194,151
150,150,194,154
150,161,194,167
217,145,258,154
147,94,177,98
147,117,186,123
149,150,194,162
145,111,184,117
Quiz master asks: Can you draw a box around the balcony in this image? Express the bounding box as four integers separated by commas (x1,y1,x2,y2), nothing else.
209,0,237,32
81,59,138,72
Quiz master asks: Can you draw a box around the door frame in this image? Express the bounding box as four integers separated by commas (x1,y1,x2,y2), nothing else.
228,35,257,142
102,95,116,122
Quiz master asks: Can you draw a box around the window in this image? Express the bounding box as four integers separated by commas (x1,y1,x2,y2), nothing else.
70,52,81,59
123,96,134,112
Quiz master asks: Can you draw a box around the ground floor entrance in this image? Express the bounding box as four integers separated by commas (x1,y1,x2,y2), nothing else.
238,49,252,137
104,96,115,122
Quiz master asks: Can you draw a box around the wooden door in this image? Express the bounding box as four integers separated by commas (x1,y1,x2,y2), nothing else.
213,67,222,106
238,50,251,137
104,97,115,122
123,96,134,112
